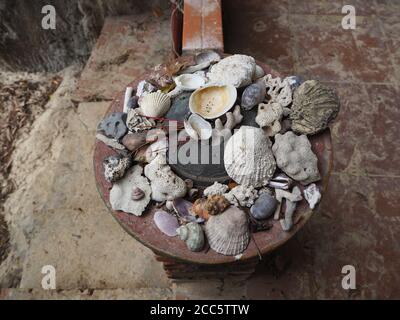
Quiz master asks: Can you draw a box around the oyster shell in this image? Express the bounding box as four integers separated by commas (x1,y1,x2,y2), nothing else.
177,222,205,252
205,206,250,256
272,131,320,185
195,50,221,66
180,51,221,74
139,91,171,118
290,80,340,135
126,108,156,132
184,114,212,140
224,126,276,187
189,84,237,119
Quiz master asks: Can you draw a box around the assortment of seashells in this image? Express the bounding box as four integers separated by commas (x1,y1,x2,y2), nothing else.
96,52,340,257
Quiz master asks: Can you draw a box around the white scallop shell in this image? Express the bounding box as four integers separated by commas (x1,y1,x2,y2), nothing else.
189,85,237,119
204,206,250,256
139,91,171,118
174,74,206,91
224,126,276,187
184,114,212,140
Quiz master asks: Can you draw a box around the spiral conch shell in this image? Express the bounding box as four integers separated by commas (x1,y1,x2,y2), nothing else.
139,91,171,118
205,206,250,256
224,126,276,187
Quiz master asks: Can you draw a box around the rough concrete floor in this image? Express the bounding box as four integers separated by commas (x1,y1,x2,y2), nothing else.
1,1,400,300
223,0,400,299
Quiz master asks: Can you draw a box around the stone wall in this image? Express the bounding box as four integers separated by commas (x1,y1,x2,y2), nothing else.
0,0,170,72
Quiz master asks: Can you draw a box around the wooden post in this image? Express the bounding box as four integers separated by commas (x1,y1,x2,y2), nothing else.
182,0,224,54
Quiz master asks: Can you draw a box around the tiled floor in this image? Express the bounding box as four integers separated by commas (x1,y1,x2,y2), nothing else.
223,0,400,299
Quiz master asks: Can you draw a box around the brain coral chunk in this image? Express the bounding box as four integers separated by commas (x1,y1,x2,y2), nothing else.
272,131,320,185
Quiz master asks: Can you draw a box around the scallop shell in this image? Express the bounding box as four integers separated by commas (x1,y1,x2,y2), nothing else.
189,85,237,119
204,206,250,256
174,74,206,91
184,114,212,140
139,91,171,118
290,80,340,135
224,126,276,187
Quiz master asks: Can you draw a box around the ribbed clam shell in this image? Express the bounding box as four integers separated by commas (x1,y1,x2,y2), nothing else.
204,207,250,256
224,126,276,187
139,91,171,118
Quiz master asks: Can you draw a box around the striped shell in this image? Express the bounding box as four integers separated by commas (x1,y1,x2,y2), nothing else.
204,207,250,256
224,126,276,187
139,91,171,118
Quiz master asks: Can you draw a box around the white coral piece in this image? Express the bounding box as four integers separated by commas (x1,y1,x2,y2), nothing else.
203,182,229,197
304,183,321,209
144,154,187,202
272,132,321,185
255,102,291,137
212,105,243,145
224,185,259,207
207,54,256,88
110,165,151,216
274,186,303,231
261,74,292,107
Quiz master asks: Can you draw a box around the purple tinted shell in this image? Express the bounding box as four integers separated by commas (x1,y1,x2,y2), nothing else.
154,210,180,237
